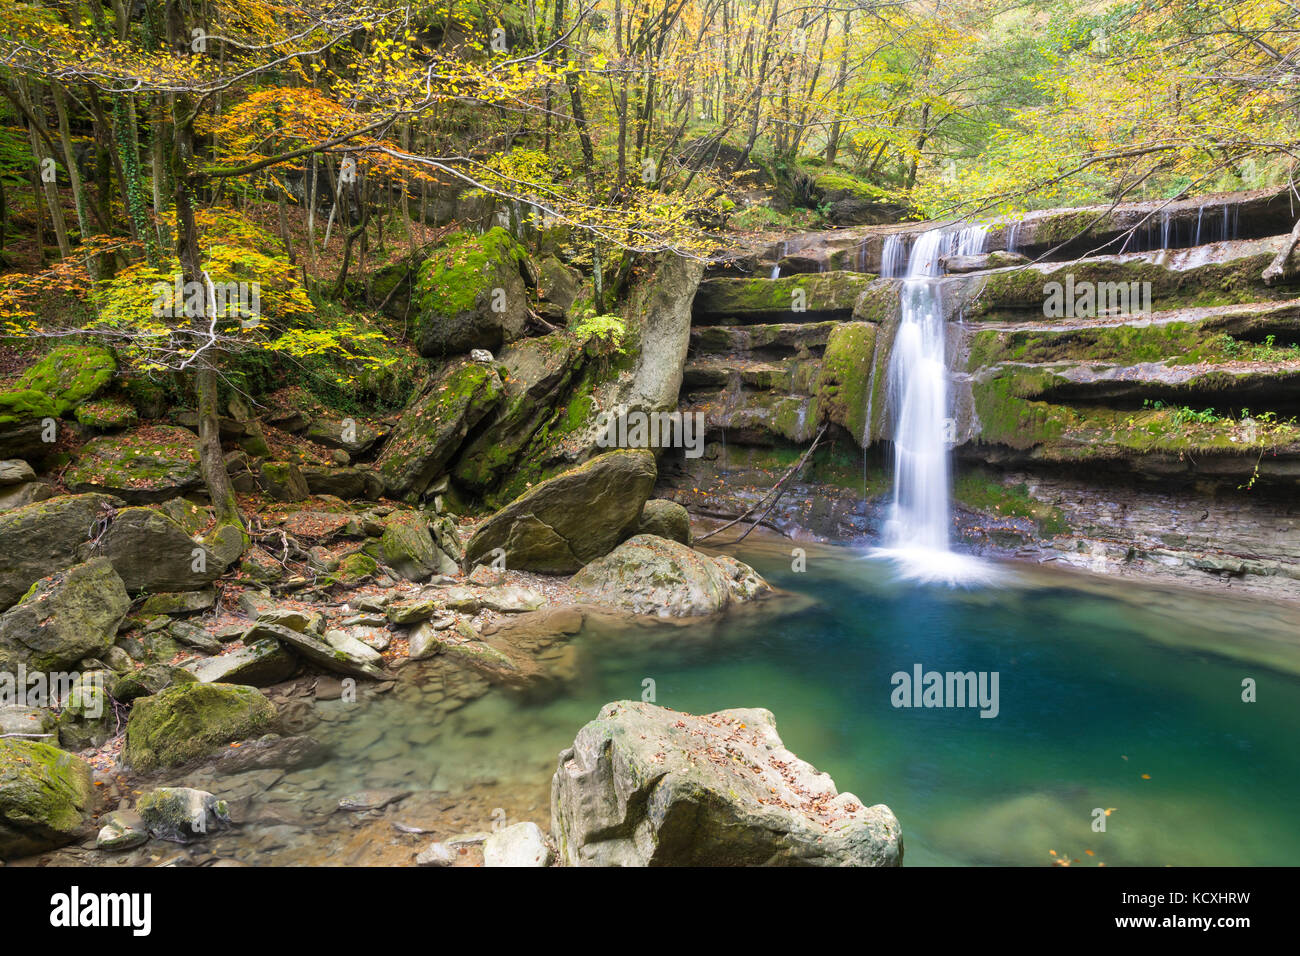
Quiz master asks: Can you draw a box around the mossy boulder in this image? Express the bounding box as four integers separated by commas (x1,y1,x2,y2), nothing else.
74,398,138,431
414,227,530,356
0,739,95,859
815,321,878,445
123,682,277,772
136,786,230,843
0,558,130,671
465,449,657,573
375,360,504,499
631,499,691,545
571,534,769,617
17,344,116,416
182,640,297,686
96,506,223,592
334,552,378,585
258,461,309,502
64,425,201,503
452,334,579,493
0,389,58,459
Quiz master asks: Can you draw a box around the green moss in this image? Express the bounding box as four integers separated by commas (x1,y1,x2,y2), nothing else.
815,322,877,444
0,388,57,426
414,226,526,318
17,345,116,416
123,682,276,771
694,272,873,317
74,397,139,429
0,739,93,855
335,552,378,585
953,470,1070,536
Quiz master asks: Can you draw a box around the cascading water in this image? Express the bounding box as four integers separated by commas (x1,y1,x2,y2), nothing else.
875,224,993,584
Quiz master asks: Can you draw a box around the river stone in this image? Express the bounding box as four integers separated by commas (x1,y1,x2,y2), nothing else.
211,734,328,774
0,492,118,610
381,511,456,580
571,535,769,617
552,701,903,866
407,617,457,660
483,821,553,867
464,450,657,573
123,682,277,772
322,629,383,665
375,361,505,499
95,506,224,592
136,787,230,843
0,558,130,670
0,738,94,859
183,640,297,687
96,808,148,851
479,586,546,613
244,621,389,680
632,498,692,545
64,426,201,503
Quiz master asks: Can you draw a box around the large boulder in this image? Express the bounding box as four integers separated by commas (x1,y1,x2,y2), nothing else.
0,558,130,671
571,535,769,617
413,227,530,356
375,361,504,499
464,450,657,573
631,498,691,545
16,344,115,415
123,682,277,772
0,739,95,859
380,511,457,580
64,426,201,503
182,640,297,686
95,506,223,592
452,334,580,493
552,701,903,866
0,493,118,610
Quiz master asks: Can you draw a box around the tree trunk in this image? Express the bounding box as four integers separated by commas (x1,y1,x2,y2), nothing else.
1262,217,1300,286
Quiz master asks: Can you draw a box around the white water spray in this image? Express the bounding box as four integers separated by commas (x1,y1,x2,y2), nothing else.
875,224,994,584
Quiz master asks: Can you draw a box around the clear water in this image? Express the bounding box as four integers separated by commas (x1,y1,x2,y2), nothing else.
211,541,1300,867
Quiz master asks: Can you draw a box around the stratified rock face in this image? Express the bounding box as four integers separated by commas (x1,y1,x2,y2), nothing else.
464,450,657,573
414,227,530,357
571,534,770,617
0,558,129,670
551,701,903,866
95,506,223,592
64,426,202,503
376,361,504,499
0,493,117,610
123,682,277,772
0,739,94,859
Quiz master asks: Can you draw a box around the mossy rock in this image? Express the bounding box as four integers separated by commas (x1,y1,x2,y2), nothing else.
693,272,872,320
0,738,94,858
64,425,201,503
0,390,58,460
334,552,378,585
414,227,531,356
0,558,130,671
74,398,138,431
380,511,456,580
632,499,691,545
815,322,878,445
375,360,504,499
123,682,277,772
17,345,115,416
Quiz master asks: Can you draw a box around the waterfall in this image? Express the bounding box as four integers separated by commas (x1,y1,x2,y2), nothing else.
1006,222,1021,255
881,235,906,278
875,224,993,584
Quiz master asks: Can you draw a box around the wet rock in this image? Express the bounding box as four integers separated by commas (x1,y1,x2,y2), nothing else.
464,450,657,573
212,734,328,774
571,535,770,617
96,808,148,851
0,558,130,670
123,682,277,772
552,701,903,866
415,841,457,866
407,616,457,660
337,789,410,812
483,821,553,867
0,739,94,858
244,622,389,681
136,787,230,843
